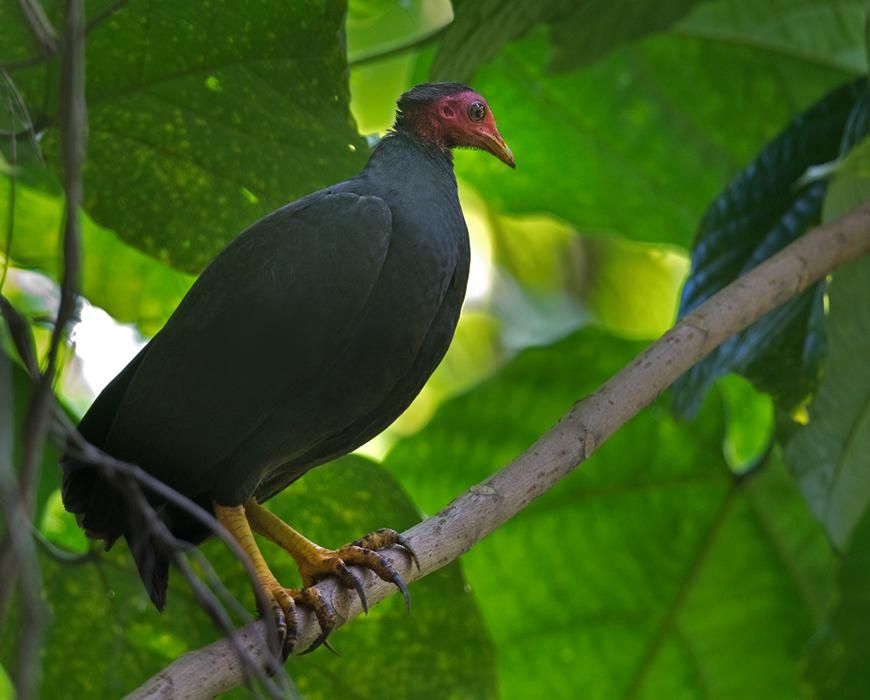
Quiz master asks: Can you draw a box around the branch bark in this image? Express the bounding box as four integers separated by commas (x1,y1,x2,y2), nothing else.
129,203,870,700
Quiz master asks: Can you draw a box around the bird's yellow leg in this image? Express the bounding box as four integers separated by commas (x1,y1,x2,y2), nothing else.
213,503,336,653
245,498,419,613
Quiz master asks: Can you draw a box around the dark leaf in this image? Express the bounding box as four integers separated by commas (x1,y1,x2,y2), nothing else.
785,254,870,547
672,78,868,416
429,0,705,82
778,90,870,548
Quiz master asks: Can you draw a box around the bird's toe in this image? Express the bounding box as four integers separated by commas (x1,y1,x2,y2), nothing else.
263,583,337,657
351,528,421,571
332,544,411,612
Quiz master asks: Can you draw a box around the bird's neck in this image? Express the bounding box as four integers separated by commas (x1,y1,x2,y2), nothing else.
367,131,455,177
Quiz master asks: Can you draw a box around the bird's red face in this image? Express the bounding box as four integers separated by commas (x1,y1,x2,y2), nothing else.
433,91,515,168
411,90,514,168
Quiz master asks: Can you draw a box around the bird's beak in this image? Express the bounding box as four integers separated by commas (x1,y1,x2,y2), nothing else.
477,127,516,169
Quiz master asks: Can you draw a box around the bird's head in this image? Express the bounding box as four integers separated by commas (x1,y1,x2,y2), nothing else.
393,82,515,168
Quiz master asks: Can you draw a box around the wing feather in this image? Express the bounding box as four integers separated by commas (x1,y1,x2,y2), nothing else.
103,191,392,495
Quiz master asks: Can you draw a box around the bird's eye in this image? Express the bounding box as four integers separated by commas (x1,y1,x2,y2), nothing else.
468,101,486,122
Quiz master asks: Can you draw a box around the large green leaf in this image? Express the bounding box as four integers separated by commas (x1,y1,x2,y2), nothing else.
430,0,706,82
0,175,193,335
0,457,497,698
672,79,868,416
385,328,833,698
3,0,367,274
347,0,453,64
440,28,851,250
675,0,868,74
489,212,688,343
784,254,870,546
783,129,870,548
803,509,870,699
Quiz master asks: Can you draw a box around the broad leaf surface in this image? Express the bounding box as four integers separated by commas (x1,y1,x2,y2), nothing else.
3,0,367,274
672,79,868,416
803,509,870,699
430,0,706,82
0,457,497,699
385,328,833,698
347,0,453,64
675,0,868,75
0,175,193,335
442,29,850,250
785,135,870,547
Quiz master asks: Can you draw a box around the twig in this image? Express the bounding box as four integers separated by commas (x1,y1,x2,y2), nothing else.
1,77,18,294
0,350,44,700
17,0,58,57
349,25,450,67
20,0,86,515
84,0,131,35
1,0,131,72
60,436,290,693
5,3,86,697
128,203,870,699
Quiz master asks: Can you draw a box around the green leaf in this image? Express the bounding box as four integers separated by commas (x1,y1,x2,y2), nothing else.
675,0,868,75
6,0,367,274
0,457,497,698
0,174,193,335
443,28,851,251
547,0,706,73
490,213,689,342
803,509,870,699
384,328,833,698
430,0,706,82
0,2,41,65
718,373,775,473
672,79,868,417
785,255,870,548
783,127,870,548
347,0,453,64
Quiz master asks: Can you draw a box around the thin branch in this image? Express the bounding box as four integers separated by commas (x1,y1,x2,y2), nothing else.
84,0,131,35
5,3,86,697
0,352,44,700
1,0,131,72
128,203,870,700
349,25,450,67
0,291,289,693
17,0,59,58
1,79,18,294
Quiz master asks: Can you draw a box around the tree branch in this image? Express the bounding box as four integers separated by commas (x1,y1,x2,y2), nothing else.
130,202,870,700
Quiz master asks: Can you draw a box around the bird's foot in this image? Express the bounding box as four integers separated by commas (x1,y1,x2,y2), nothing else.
263,580,337,656
213,502,338,656
297,528,421,614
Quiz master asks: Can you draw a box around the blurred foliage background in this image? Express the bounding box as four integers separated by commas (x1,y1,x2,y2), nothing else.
1,0,870,698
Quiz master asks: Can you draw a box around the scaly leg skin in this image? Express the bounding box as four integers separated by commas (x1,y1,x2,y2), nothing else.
245,499,420,616
213,503,338,655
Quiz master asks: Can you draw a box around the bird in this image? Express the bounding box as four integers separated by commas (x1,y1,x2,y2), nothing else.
61,82,514,651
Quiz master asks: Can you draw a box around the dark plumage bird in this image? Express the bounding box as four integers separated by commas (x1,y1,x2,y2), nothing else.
62,82,513,648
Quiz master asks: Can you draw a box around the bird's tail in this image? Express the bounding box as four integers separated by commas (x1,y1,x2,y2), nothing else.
59,344,171,609
62,457,171,610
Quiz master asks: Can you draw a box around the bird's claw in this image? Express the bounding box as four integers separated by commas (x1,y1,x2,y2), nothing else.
300,529,418,614
262,582,337,658
262,528,417,655
331,544,411,612
351,528,421,572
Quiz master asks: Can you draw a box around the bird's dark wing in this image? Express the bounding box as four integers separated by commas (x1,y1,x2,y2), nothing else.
102,191,392,497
